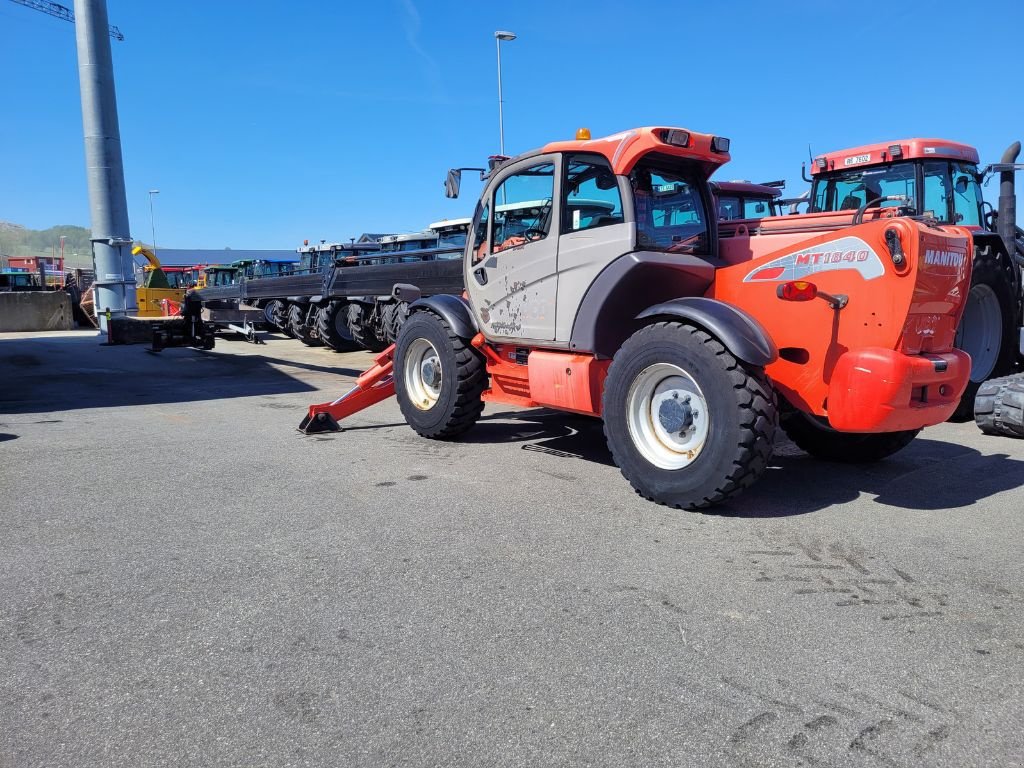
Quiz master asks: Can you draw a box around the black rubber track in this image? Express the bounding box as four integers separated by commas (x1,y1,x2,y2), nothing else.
951,242,1019,420
347,303,390,352
602,322,777,510
781,412,919,462
394,311,486,439
287,303,323,347
316,300,360,352
974,373,1024,438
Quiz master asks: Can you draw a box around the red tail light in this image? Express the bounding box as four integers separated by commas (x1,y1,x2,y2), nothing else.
777,280,818,302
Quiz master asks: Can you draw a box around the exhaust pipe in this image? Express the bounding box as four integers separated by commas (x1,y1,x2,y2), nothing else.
998,141,1020,258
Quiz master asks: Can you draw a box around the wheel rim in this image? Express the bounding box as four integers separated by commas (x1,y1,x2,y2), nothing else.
626,363,710,470
404,338,443,410
956,283,1003,383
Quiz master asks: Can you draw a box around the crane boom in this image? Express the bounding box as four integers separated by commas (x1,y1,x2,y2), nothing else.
8,0,123,40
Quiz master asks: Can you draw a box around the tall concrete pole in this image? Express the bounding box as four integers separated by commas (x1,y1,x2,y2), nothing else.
74,0,136,332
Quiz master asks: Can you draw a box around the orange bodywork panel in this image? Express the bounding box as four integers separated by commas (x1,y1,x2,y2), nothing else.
472,335,609,417
713,217,973,430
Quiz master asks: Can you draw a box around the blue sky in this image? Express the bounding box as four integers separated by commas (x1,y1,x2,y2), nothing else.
1,0,1021,249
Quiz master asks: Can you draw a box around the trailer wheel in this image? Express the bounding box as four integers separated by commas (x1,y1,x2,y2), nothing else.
952,243,1018,420
316,300,359,352
781,412,919,462
394,311,485,439
347,302,389,352
287,303,322,347
974,373,1024,438
602,322,777,510
272,300,293,337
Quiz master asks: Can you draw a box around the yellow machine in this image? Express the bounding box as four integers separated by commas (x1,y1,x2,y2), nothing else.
133,245,187,317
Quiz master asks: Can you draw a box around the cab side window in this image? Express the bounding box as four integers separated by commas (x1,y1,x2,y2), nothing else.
562,156,623,233
922,161,950,220
717,196,741,221
951,162,983,226
490,163,555,253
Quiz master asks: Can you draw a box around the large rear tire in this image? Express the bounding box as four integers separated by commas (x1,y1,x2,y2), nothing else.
287,303,323,347
347,302,389,352
394,311,486,439
974,374,1024,438
273,300,293,337
382,301,411,344
952,242,1018,420
316,300,360,352
781,412,919,462
602,322,777,510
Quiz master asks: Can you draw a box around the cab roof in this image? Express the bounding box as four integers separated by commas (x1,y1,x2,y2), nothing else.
540,126,730,175
811,138,979,176
711,181,782,199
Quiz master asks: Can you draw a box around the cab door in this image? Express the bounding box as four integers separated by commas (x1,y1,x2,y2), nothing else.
465,157,561,342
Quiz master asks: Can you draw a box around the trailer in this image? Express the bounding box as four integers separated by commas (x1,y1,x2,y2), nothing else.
185,219,472,351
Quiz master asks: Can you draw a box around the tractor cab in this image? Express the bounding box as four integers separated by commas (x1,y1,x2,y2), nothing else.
204,265,238,287
711,180,784,221
808,140,985,227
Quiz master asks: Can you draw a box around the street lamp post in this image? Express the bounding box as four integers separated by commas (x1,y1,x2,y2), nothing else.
494,30,516,156
148,189,159,255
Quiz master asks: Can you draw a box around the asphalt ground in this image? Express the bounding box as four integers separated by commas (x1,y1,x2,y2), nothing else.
1,330,1023,767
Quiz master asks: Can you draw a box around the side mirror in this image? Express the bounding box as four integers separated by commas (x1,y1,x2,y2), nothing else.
954,176,970,194
445,169,462,199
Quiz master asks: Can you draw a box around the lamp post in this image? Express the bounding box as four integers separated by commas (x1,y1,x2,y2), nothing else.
494,30,516,156
148,189,159,254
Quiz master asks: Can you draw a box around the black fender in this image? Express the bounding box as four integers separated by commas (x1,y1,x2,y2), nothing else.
409,294,479,339
637,297,777,367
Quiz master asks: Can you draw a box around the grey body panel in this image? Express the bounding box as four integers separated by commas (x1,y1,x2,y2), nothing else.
555,222,634,342
568,251,718,357
636,297,777,366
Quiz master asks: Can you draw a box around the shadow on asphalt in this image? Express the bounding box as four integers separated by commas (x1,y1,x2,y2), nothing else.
461,410,1024,516
0,334,329,414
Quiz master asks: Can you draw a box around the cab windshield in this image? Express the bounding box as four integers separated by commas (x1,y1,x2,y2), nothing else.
630,160,709,253
811,160,984,226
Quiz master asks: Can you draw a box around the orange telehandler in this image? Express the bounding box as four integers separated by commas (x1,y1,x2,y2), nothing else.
297,126,974,509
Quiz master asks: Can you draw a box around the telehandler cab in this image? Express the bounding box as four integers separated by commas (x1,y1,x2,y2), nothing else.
301,126,974,509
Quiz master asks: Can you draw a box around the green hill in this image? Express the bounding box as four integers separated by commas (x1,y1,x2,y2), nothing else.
0,222,94,269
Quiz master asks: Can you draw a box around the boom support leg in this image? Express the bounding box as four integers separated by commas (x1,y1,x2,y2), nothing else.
298,345,397,434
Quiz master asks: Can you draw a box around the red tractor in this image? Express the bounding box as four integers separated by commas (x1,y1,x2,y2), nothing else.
301,126,973,509
802,139,1023,416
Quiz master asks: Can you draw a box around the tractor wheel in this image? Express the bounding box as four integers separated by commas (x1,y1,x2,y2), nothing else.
287,303,323,347
347,302,389,352
394,311,486,439
952,243,1018,420
974,373,1024,438
781,412,919,462
382,301,411,343
316,300,360,352
264,299,283,329
273,300,293,337
602,322,777,510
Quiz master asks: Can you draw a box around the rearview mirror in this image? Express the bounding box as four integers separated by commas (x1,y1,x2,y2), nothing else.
445,169,462,199
954,176,970,194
